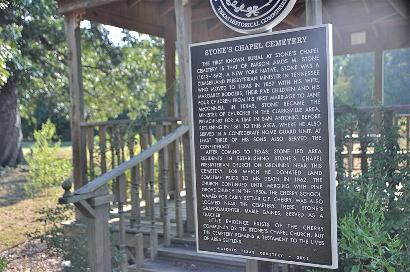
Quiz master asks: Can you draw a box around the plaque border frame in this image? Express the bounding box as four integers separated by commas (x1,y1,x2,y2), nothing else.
188,24,338,269
210,0,297,34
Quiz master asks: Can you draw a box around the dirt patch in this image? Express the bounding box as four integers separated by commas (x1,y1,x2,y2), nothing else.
0,167,62,251
0,166,29,206
0,239,65,272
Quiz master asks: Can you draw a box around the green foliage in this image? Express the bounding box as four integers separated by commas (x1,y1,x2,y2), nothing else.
25,120,71,196
333,53,375,107
384,48,410,106
335,112,410,271
339,189,403,272
0,256,7,272
1,1,166,141
81,24,165,121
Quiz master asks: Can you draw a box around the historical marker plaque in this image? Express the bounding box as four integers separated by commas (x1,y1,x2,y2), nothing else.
189,25,337,269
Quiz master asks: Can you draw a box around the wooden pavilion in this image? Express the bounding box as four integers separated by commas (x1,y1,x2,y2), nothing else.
56,0,410,271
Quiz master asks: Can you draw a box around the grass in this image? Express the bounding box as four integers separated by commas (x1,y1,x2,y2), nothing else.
0,186,62,251
0,143,72,252
22,141,72,160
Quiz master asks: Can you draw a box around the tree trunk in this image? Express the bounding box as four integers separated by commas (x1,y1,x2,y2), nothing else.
0,80,25,167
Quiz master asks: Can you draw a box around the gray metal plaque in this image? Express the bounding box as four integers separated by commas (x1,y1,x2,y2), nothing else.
189,25,337,269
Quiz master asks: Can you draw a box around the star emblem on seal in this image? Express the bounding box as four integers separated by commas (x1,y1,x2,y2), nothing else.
210,0,296,34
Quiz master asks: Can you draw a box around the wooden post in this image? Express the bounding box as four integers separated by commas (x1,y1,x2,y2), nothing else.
165,26,177,199
99,125,107,174
158,125,171,246
174,137,184,238
129,132,142,230
87,127,95,179
134,233,144,269
148,129,157,259
175,0,196,234
139,132,147,200
117,174,129,272
165,29,177,118
64,11,87,190
374,49,384,130
358,114,369,174
145,129,153,216
305,0,323,26
76,185,112,272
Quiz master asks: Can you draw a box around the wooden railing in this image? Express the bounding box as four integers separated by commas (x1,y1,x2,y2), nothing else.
59,105,409,271
60,123,190,272
334,105,410,177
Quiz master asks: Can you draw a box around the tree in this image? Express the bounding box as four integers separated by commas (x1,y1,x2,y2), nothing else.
384,48,410,107
0,0,166,166
333,53,375,107
0,3,25,166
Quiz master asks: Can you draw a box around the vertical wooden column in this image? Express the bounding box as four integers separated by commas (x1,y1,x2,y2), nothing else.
99,125,107,174
77,185,112,272
117,175,129,272
175,0,195,234
374,49,384,130
64,11,87,189
159,125,171,246
374,50,384,104
165,29,177,118
164,22,177,197
174,137,184,238
87,127,95,179
305,0,322,26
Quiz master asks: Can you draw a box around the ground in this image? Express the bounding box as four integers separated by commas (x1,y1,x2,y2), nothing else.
0,163,69,271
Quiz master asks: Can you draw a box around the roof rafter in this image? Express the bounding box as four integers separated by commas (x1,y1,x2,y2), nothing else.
59,0,125,14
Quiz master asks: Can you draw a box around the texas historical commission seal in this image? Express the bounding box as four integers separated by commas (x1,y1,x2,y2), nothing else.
210,0,296,34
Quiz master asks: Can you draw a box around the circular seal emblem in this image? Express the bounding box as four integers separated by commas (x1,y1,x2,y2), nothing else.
210,0,296,34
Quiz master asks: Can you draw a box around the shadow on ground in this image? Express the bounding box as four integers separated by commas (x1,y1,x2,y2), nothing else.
0,166,29,207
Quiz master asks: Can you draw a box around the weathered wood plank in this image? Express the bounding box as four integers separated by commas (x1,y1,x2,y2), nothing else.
85,7,164,37
86,185,112,272
175,0,194,235
306,0,323,25
159,125,171,246
87,127,95,179
117,174,128,272
99,125,107,174
58,0,124,14
80,117,180,128
65,12,87,190
69,125,189,196
144,129,152,216
174,137,183,238
183,132,195,233
130,165,141,229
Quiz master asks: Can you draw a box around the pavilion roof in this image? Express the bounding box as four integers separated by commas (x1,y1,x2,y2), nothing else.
56,0,410,55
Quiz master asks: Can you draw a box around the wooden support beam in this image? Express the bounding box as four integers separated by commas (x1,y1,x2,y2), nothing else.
192,6,215,22
387,0,409,18
283,14,301,27
86,186,112,272
175,0,195,234
160,0,175,17
85,8,164,37
127,0,142,8
165,30,176,117
65,12,87,190
58,0,124,14
375,49,384,105
207,19,222,33
305,0,323,26
374,49,384,131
